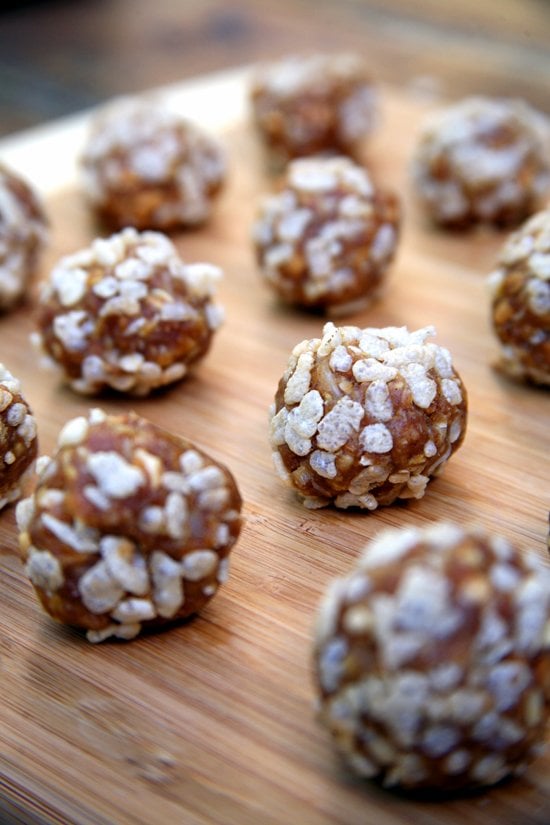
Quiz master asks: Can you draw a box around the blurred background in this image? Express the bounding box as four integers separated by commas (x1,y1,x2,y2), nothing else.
1,0,550,137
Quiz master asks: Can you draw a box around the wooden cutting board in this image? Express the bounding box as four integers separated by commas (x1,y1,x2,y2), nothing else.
0,68,548,825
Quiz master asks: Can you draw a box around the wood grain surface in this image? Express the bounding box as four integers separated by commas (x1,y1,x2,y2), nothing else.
0,69,549,825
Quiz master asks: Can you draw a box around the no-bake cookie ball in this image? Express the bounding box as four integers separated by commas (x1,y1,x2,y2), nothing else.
269,324,467,510
253,156,400,313
34,227,224,396
0,364,38,510
411,97,550,228
250,53,377,167
17,409,242,643
81,97,226,230
489,209,550,385
0,162,47,310
314,522,550,791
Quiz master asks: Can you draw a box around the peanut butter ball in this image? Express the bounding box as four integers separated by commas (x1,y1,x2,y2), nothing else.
0,162,47,310
253,156,400,313
81,97,226,231
251,52,377,167
314,522,550,791
35,228,224,396
0,364,38,509
489,209,550,384
269,323,467,510
17,409,242,643
412,97,550,228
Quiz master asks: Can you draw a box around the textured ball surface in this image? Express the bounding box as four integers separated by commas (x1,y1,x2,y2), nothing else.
253,156,400,312
81,97,226,230
412,97,550,228
35,227,224,396
251,52,377,167
314,522,550,790
0,364,38,510
0,162,47,310
269,323,467,510
17,409,242,643
489,209,550,385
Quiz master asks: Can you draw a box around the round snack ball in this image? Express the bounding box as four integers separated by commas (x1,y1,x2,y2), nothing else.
250,53,377,167
253,156,400,312
34,227,224,396
269,323,467,510
0,364,38,509
17,409,242,643
0,162,47,310
81,96,226,230
489,209,550,385
313,522,550,791
411,97,550,228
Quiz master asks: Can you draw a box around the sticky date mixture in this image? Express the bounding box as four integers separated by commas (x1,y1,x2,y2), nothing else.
17,409,242,643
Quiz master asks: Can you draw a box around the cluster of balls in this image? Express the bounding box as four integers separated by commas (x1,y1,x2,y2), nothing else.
255,57,550,794
1,50,549,795
0,95,238,641
1,94,229,396
250,54,401,315
253,156,400,313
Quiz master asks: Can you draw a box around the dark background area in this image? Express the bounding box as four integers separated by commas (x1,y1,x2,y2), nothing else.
1,0,550,137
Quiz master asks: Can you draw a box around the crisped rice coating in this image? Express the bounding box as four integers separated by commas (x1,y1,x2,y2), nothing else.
412,97,550,228
269,324,467,510
81,97,226,231
489,209,550,384
0,162,47,310
251,52,377,167
314,522,550,790
35,227,224,396
17,409,242,643
253,156,400,312
0,364,38,509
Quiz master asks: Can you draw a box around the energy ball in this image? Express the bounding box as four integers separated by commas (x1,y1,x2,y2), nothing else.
250,53,377,167
17,409,242,643
489,209,550,385
0,162,47,310
34,227,224,396
411,97,550,228
81,97,226,230
313,522,550,791
253,156,400,313
0,364,38,510
269,323,467,510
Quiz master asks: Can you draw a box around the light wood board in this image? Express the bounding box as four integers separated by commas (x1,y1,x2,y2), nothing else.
0,68,548,825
